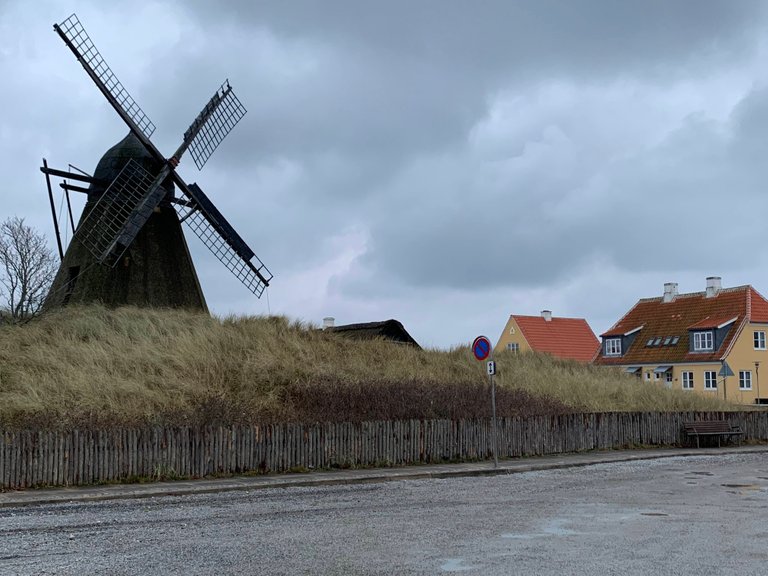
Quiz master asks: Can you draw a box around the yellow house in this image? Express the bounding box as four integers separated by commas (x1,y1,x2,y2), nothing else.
593,277,768,405
495,310,599,363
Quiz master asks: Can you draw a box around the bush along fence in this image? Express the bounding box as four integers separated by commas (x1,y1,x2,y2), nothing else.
1,411,767,490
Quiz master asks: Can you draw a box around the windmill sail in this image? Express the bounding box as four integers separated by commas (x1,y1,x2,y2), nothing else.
54,14,156,142
176,182,272,297
183,81,247,170
75,159,170,266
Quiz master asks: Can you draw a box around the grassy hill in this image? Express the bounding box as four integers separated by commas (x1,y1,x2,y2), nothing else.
0,305,731,429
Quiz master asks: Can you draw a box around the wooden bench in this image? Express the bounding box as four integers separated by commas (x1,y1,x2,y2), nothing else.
683,420,744,448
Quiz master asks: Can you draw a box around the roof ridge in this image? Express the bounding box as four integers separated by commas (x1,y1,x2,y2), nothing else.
511,314,588,321
638,284,751,303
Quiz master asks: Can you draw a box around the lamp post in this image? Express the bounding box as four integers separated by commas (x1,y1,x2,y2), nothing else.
755,361,761,405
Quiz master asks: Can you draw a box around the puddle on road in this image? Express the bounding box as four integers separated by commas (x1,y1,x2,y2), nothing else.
501,518,579,540
501,507,670,541
440,558,479,572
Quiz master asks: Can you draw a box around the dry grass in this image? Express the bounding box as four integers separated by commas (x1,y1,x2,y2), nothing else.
0,305,731,429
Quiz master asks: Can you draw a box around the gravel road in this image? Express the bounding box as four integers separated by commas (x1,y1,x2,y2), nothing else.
1,453,767,575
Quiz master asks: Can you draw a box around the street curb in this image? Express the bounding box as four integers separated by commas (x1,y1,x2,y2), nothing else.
2,446,766,508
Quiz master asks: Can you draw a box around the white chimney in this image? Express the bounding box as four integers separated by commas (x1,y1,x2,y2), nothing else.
541,310,552,322
322,317,335,329
662,282,678,303
705,276,722,298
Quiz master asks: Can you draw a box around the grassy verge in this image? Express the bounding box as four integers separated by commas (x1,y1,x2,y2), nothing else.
0,305,731,429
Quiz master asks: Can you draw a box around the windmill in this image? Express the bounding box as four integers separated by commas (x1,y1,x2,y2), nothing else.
42,14,272,310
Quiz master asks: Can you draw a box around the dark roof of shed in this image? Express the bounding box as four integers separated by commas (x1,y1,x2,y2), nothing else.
328,319,421,348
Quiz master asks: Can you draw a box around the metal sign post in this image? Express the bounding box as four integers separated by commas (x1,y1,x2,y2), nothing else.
487,359,499,468
472,336,499,468
719,361,734,402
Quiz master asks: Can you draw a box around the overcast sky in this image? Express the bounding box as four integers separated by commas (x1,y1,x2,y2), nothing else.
2,1,768,348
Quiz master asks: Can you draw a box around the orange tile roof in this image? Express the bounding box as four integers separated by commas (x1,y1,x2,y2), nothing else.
513,315,599,362
594,285,768,366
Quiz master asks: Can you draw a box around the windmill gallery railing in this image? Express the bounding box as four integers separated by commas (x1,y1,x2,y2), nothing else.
1,412,767,490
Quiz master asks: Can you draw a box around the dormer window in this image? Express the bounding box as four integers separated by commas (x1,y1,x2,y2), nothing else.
605,338,622,356
692,331,713,351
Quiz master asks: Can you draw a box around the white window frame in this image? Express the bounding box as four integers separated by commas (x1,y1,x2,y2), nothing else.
682,371,694,389
644,371,651,381
506,342,519,353
665,371,673,383
704,371,717,390
739,370,753,390
653,372,660,381
755,331,766,350
693,331,714,351
605,338,621,356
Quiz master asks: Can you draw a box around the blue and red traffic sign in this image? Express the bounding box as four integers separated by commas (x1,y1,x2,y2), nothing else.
472,335,492,361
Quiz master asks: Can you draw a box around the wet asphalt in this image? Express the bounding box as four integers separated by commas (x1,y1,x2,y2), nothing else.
0,448,766,575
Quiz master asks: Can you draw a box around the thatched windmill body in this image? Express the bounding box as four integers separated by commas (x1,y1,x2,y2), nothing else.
42,14,272,310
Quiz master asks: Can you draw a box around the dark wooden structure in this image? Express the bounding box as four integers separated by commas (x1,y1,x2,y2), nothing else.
44,134,207,310
42,13,272,312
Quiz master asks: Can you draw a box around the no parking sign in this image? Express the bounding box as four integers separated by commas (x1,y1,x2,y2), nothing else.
472,335,492,361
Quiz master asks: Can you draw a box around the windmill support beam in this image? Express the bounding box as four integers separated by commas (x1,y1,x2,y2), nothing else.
65,188,75,232
59,182,90,194
40,165,101,185
42,158,64,260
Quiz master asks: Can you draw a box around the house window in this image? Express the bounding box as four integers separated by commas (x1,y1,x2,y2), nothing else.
740,371,753,390
704,371,717,390
605,338,621,356
654,372,661,381
755,331,766,350
506,343,519,353
682,372,694,389
693,331,714,351
645,371,651,381
665,371,673,383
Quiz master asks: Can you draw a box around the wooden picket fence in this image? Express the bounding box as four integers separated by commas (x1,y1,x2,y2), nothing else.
1,411,767,489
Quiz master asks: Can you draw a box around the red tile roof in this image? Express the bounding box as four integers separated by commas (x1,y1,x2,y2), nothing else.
512,315,599,362
594,285,768,366
687,315,738,330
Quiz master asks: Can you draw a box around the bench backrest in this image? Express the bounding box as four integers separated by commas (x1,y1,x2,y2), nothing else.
683,421,737,433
